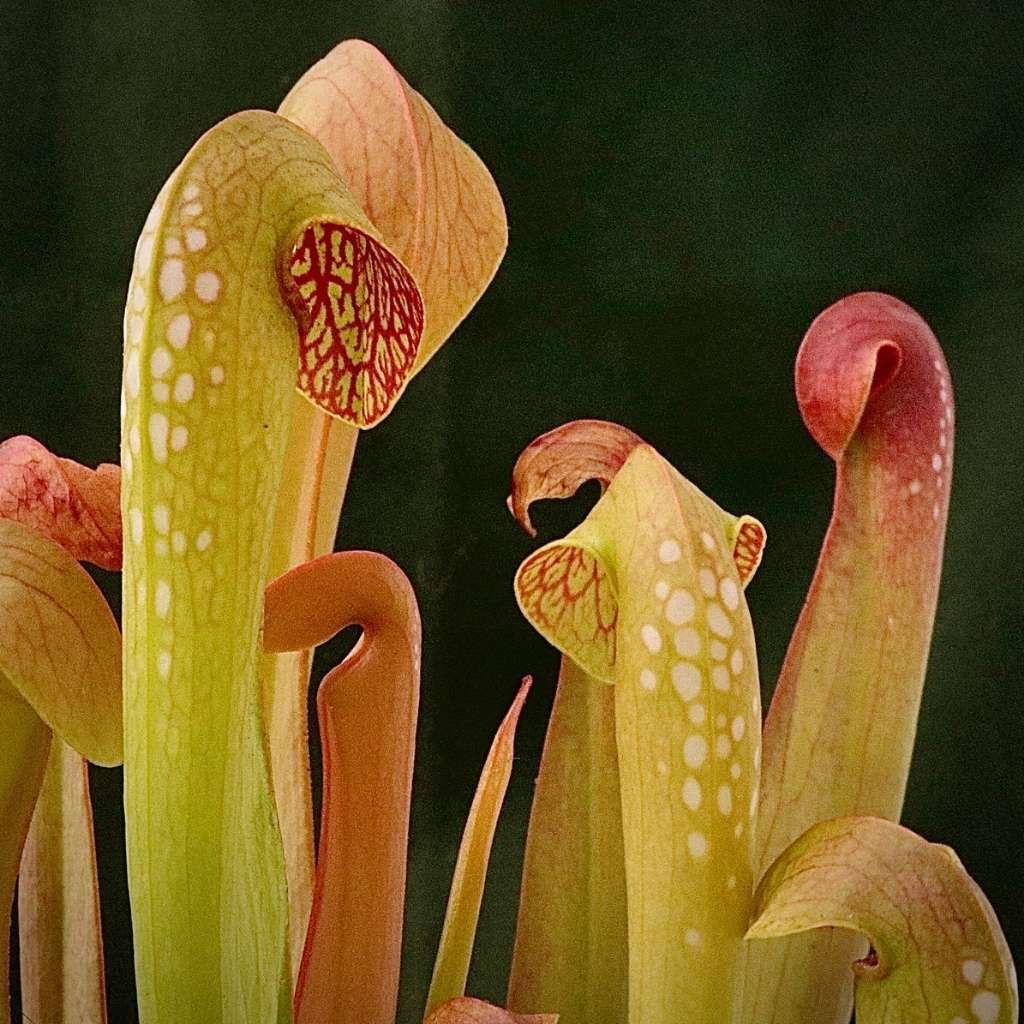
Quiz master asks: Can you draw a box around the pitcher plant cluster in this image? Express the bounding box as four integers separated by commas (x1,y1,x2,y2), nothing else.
0,38,1016,1024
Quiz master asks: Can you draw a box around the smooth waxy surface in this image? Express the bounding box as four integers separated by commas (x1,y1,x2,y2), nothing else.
121,109,421,1023
0,684,50,1023
513,422,765,1024
257,393,358,982
507,657,627,1024
19,741,107,1024
743,293,956,1024
748,817,1018,1024
0,519,121,765
428,678,531,1014
265,551,419,1024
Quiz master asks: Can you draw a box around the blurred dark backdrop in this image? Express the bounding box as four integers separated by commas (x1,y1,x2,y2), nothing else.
2,3,1022,1021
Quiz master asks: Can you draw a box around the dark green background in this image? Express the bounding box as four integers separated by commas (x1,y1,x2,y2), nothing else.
2,3,1021,1020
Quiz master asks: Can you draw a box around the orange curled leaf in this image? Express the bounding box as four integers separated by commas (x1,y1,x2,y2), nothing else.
279,39,508,370
743,292,955,1024
508,420,644,537
424,995,558,1024
427,677,532,1014
264,550,419,1024
0,436,121,570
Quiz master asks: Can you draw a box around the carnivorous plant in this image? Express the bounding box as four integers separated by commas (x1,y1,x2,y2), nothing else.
505,294,1017,1024
0,35,1015,1024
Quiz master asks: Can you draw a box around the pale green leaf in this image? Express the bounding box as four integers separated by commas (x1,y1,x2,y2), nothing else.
747,817,1018,1024
507,658,627,1024
0,519,121,765
427,679,531,1015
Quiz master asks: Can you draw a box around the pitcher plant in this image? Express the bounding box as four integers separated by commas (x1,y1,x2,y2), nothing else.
0,35,1015,1024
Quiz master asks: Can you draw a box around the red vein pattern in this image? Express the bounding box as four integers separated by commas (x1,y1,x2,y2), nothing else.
507,419,644,538
286,222,424,426
0,436,121,571
732,517,766,586
515,543,617,672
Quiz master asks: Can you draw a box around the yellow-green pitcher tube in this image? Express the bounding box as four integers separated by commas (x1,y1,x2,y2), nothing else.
510,422,766,1024
121,110,423,1024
